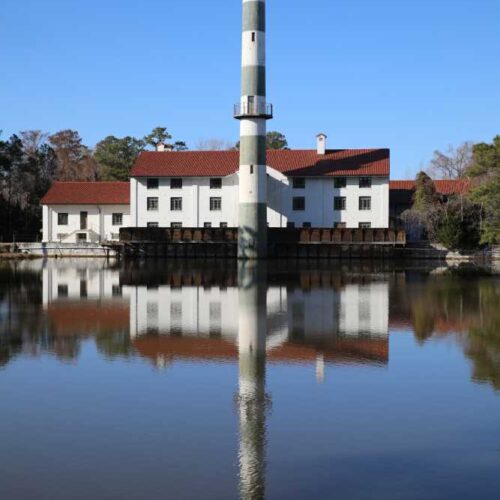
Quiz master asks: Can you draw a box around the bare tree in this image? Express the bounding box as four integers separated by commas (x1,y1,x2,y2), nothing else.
195,138,233,151
48,130,100,181
427,142,473,179
20,130,48,159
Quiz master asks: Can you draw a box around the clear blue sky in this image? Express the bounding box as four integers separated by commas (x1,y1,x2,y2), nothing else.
1,0,499,178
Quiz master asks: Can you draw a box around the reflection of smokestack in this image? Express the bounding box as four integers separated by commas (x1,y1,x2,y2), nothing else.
237,261,268,499
316,353,325,383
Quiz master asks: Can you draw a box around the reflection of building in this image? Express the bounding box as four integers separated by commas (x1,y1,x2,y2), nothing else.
40,261,390,368
127,279,389,368
42,260,130,336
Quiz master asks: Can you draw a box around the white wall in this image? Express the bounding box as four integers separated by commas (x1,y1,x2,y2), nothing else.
134,176,239,228
132,170,389,229
125,281,388,340
42,259,129,307
43,204,130,242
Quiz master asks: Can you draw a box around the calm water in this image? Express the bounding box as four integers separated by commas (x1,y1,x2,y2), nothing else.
1,259,499,500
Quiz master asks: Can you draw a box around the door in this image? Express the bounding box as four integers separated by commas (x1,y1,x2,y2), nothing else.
80,211,88,230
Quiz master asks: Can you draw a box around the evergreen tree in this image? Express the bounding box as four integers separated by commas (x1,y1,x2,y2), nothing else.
94,136,145,181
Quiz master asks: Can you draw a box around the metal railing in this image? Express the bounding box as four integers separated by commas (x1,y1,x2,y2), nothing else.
234,102,273,118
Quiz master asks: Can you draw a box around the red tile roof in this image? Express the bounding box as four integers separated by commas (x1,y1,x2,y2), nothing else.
390,179,470,195
41,182,130,205
131,149,390,178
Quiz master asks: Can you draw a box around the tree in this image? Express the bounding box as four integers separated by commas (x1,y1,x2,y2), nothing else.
266,131,288,150
48,130,100,181
413,171,439,211
468,136,500,244
144,126,187,151
469,172,500,245
436,198,481,250
94,135,145,181
427,142,473,179
402,172,442,241
0,132,54,241
234,131,289,150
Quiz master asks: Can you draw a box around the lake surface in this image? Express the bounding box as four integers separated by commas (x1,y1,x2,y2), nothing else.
1,259,499,500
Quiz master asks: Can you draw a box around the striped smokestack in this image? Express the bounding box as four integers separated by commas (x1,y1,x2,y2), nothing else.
235,0,272,259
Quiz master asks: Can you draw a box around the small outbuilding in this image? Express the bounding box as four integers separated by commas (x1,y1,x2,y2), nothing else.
41,182,130,243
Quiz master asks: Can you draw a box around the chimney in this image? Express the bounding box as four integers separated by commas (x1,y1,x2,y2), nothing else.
156,142,165,152
316,133,327,155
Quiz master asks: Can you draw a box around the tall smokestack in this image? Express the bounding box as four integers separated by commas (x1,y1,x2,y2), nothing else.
235,0,273,259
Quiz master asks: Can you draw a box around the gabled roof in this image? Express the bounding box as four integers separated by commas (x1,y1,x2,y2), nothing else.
131,149,390,178
390,179,470,195
41,182,130,205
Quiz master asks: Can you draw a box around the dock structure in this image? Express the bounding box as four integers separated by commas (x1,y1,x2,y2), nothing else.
108,227,406,259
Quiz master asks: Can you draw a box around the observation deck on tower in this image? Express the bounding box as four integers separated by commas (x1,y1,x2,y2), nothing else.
234,101,273,120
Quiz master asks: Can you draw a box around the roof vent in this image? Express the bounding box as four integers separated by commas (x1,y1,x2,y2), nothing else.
316,133,327,155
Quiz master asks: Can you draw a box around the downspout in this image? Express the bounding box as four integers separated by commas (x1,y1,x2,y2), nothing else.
197,183,200,227
135,179,139,227
97,206,102,242
48,206,52,241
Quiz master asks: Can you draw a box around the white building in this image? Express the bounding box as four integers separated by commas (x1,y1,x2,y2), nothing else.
130,136,390,229
41,182,130,242
40,136,390,241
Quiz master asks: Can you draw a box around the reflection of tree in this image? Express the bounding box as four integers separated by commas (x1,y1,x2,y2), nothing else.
403,274,500,391
95,331,132,359
463,283,500,391
0,263,45,367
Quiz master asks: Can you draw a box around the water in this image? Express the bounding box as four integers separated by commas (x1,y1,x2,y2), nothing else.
1,259,499,500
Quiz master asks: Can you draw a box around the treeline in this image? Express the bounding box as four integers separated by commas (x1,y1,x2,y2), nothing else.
0,127,288,241
0,126,185,241
404,135,500,247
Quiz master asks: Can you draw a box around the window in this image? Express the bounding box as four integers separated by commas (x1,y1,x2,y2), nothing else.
303,222,311,228
334,196,346,210
170,178,182,189
251,32,256,42
57,284,68,298
359,222,371,228
80,280,88,298
80,211,88,230
171,222,182,228
293,197,305,211
58,213,68,225
204,222,212,228
250,165,254,174
147,178,159,190
210,178,222,189
147,222,159,228
359,177,372,188
171,302,182,321
220,222,228,228
112,285,122,297
287,222,295,228
334,222,346,228
359,196,372,210
170,197,182,211
210,197,222,211
293,177,306,189
147,197,159,211
334,177,347,188
77,233,87,242
112,213,123,226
